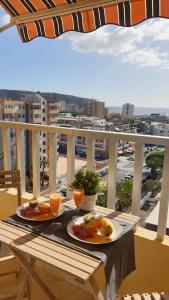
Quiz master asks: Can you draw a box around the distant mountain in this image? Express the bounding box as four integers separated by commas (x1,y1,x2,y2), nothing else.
0,89,92,109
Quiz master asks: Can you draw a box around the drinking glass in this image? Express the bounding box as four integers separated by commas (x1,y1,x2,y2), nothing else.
49,193,62,217
73,189,84,209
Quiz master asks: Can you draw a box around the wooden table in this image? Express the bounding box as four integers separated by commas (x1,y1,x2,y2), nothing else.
0,201,139,300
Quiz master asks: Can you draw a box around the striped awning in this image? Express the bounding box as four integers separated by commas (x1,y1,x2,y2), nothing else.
0,0,169,42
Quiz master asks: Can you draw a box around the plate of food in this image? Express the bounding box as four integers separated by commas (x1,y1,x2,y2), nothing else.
16,200,64,221
67,213,123,244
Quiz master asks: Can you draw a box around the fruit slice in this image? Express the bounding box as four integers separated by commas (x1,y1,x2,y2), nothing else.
38,202,51,214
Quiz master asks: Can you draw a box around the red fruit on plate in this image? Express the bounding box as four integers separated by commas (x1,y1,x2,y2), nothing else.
20,207,38,218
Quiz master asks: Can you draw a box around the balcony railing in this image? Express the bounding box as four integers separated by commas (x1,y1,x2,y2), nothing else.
0,120,169,240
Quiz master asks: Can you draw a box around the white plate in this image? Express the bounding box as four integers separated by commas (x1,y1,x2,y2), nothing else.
67,215,123,244
16,202,64,221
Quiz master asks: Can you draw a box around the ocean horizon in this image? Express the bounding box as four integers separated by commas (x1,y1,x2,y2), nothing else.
108,106,169,116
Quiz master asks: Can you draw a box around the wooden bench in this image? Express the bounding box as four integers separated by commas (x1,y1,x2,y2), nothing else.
117,293,169,300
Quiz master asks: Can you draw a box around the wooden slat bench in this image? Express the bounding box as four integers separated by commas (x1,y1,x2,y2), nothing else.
0,201,139,300
117,293,169,300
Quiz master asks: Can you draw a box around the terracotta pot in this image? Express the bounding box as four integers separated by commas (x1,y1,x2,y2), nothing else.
79,194,97,211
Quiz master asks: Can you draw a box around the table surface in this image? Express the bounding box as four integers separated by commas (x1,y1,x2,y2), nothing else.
0,200,139,285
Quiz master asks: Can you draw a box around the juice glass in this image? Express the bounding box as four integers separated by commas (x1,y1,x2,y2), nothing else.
50,193,62,217
73,189,84,208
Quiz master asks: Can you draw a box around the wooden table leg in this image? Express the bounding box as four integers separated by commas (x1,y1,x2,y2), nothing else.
26,277,31,300
88,276,105,300
10,246,59,300
16,272,29,300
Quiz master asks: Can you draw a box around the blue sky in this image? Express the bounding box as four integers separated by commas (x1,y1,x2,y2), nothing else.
1,8,169,108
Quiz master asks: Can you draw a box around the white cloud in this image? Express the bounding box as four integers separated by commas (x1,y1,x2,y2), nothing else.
0,13,10,25
137,19,169,42
65,26,142,55
63,19,169,70
122,47,169,69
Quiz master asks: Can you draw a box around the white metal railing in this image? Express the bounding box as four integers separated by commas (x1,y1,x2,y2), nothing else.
0,120,169,240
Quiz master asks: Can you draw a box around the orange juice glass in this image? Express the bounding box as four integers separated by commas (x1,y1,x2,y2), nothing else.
73,189,84,208
50,193,62,216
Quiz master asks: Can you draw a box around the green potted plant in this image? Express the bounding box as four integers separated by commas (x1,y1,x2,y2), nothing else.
69,169,105,211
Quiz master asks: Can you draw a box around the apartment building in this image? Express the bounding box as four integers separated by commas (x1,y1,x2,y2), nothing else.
122,103,134,118
57,114,138,159
0,99,26,122
0,94,63,176
150,122,169,137
0,98,27,169
57,115,108,158
84,100,108,119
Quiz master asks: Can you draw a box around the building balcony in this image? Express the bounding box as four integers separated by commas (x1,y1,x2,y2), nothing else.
0,120,169,297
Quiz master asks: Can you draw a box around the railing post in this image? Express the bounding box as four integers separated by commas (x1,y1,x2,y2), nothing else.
131,142,144,216
49,133,57,193
32,131,40,199
157,145,169,240
107,137,117,209
16,128,26,193
87,136,95,171
67,135,75,198
2,127,11,171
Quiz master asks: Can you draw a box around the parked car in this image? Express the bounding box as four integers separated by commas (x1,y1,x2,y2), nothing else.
124,175,133,180
60,188,67,197
99,169,107,176
98,172,103,177
127,157,134,161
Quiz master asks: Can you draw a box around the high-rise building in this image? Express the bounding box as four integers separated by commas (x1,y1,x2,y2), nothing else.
0,94,64,176
84,100,108,119
122,103,134,118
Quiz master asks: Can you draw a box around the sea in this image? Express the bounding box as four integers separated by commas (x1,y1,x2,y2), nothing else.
108,106,169,116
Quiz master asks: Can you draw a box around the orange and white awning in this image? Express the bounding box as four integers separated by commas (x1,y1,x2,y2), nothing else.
0,0,169,42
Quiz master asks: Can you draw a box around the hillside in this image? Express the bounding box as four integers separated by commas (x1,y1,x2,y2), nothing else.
0,89,92,108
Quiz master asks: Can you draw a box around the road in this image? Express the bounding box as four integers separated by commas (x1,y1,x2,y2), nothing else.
57,156,147,191
116,157,135,181
101,157,135,183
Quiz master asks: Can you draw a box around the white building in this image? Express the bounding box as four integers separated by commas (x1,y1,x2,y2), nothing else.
90,118,106,127
122,103,134,118
151,122,169,137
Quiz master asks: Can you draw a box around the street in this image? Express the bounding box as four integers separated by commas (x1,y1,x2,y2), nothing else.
101,156,135,183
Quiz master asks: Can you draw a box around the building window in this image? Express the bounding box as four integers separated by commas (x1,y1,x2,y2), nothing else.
43,141,46,145
34,114,41,118
43,109,45,113
22,115,25,118
43,149,46,153
50,106,58,110
43,133,46,137
42,117,46,121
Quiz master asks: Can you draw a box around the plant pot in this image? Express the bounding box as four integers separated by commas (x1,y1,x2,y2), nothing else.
79,194,97,211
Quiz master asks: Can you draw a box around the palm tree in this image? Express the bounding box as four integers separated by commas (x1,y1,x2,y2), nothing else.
40,159,49,188
146,151,164,180
96,179,133,212
142,179,161,198
116,179,133,212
